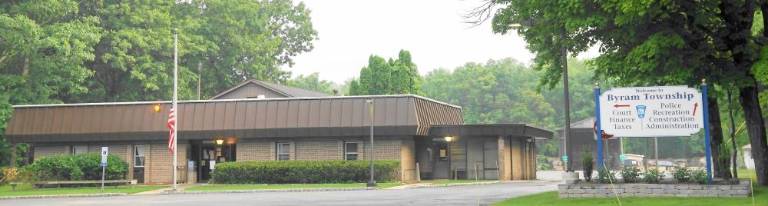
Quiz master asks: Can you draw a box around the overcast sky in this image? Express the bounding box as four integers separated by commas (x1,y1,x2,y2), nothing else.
282,0,595,84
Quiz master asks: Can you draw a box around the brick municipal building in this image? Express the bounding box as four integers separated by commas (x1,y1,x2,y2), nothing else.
4,80,552,184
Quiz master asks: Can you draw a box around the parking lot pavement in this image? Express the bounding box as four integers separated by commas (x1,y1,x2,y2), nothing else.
0,181,558,206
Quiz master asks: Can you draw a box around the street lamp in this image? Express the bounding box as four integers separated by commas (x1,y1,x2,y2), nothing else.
366,99,376,187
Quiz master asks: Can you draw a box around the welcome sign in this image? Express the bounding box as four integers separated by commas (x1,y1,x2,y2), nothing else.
599,86,704,137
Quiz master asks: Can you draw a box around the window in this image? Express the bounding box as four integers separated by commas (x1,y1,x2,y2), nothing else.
134,145,147,167
344,142,359,160
71,145,88,155
276,142,291,160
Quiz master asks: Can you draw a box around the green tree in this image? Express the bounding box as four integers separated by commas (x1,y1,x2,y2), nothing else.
482,0,768,184
0,0,317,166
0,0,103,166
286,73,336,94
349,50,421,95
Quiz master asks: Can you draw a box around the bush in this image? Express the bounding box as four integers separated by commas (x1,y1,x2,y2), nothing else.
673,167,691,183
212,160,400,184
597,168,615,183
621,166,640,183
0,167,5,184
691,169,708,184
581,151,593,182
24,153,128,181
643,168,663,183
536,155,553,170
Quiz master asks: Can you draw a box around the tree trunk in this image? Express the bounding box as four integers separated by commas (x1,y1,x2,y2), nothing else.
708,96,731,179
738,85,768,185
728,89,739,179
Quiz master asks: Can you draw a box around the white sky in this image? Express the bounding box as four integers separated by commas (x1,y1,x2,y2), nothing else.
282,0,594,84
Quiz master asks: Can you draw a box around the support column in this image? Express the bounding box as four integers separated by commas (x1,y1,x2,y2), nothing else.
400,138,417,183
511,138,523,180
498,136,512,180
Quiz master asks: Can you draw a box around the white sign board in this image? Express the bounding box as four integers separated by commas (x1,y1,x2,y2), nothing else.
100,147,109,166
599,86,703,137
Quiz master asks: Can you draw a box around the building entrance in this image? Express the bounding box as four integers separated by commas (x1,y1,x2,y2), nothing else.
191,139,236,182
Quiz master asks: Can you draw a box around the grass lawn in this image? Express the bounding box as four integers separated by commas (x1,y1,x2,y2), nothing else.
0,184,166,197
494,170,765,206
185,182,402,191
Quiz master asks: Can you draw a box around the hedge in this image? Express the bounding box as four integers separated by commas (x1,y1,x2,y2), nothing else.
0,167,5,184
24,153,128,181
212,160,400,184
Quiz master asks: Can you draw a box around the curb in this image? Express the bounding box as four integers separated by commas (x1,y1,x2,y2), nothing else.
164,187,377,195
0,193,126,200
398,181,501,189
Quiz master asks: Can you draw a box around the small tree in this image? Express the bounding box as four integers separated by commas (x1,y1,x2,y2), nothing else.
581,150,593,182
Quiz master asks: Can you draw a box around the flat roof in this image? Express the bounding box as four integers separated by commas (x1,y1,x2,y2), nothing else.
429,124,553,139
6,95,464,143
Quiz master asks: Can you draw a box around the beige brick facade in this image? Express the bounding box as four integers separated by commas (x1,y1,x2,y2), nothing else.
144,142,188,184
33,137,412,184
33,145,68,158
237,137,403,162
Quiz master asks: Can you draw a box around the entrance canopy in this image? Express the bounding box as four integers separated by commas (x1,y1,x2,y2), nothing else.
429,124,553,139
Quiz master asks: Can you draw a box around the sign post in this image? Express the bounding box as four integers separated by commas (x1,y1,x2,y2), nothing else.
594,84,604,169
100,147,108,191
701,80,713,184
596,85,710,183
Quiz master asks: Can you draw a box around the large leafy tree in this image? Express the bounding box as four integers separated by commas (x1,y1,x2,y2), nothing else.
0,0,316,166
349,50,420,95
66,0,317,102
421,58,627,158
0,0,103,165
483,0,768,184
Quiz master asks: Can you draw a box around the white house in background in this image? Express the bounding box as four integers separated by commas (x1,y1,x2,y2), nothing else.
743,145,755,169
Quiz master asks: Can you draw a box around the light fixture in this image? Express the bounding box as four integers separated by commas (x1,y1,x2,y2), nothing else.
153,104,161,113
215,139,224,145
444,136,454,142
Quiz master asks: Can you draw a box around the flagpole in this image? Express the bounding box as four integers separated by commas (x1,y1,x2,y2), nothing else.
172,29,179,191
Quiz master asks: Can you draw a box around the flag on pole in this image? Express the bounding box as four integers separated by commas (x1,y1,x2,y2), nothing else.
167,107,176,153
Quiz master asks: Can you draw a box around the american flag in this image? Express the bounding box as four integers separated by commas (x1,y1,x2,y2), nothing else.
167,107,176,153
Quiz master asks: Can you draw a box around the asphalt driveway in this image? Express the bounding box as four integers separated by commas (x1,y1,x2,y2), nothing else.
0,181,558,206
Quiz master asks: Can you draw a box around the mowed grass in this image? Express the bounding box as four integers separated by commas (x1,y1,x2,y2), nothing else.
185,182,402,191
494,170,766,206
0,184,166,197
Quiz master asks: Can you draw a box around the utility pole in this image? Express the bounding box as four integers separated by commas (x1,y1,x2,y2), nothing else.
367,99,376,187
561,31,572,172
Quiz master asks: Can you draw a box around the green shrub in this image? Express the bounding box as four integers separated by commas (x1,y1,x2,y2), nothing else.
621,166,640,183
581,151,593,182
0,167,5,184
212,160,400,184
536,155,553,170
643,168,663,183
24,153,128,181
673,167,691,183
596,168,615,183
691,169,708,184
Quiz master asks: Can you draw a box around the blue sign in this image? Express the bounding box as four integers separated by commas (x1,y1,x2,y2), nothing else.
635,105,647,119
100,147,108,167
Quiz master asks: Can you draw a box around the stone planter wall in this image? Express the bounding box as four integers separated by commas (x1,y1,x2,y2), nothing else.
558,180,752,198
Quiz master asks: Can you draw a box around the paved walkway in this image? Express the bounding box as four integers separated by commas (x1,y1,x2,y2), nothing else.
0,181,559,206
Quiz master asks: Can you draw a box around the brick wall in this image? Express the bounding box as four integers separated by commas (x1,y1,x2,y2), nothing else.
33,145,68,158
144,142,188,184
237,137,403,161
559,181,752,198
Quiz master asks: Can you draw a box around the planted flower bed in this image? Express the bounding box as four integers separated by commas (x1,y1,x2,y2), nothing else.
558,166,752,198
